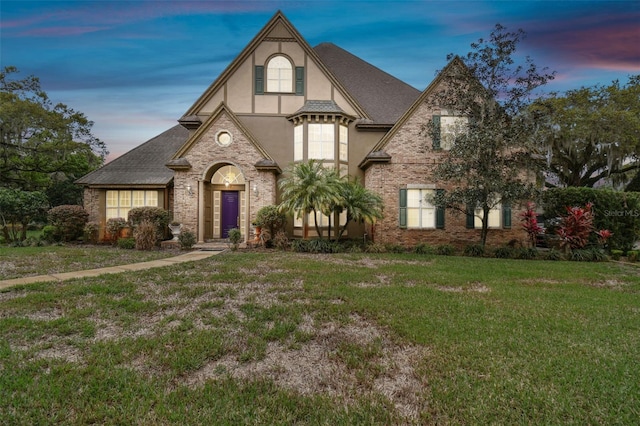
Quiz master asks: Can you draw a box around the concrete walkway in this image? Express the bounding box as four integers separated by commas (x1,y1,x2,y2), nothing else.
0,249,224,290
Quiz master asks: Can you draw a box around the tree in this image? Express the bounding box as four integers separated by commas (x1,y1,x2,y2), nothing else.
425,24,555,246
335,179,384,240
534,75,640,188
278,160,342,239
0,66,107,200
0,188,49,242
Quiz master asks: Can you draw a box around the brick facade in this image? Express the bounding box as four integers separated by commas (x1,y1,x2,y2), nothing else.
364,96,529,249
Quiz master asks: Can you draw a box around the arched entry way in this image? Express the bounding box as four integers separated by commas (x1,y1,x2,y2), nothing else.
202,164,246,240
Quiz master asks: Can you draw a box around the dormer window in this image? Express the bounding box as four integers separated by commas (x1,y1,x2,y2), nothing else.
267,55,292,92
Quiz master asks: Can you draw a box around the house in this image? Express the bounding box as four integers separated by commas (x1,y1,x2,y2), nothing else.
77,11,526,248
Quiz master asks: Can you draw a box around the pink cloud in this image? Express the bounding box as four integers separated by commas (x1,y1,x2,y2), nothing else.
528,15,640,72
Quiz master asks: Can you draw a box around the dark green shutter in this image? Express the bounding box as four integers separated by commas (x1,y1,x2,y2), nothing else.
502,202,512,229
436,189,445,229
432,115,441,149
255,66,264,95
399,188,407,229
466,204,475,229
295,67,304,95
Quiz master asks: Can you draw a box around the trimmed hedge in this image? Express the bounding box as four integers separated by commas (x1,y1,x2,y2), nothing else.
128,207,171,241
541,188,640,252
47,205,89,242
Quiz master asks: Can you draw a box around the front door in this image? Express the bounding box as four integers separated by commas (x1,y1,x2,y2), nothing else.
221,191,239,238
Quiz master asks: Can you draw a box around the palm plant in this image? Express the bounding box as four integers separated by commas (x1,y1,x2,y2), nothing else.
278,160,342,239
336,179,384,240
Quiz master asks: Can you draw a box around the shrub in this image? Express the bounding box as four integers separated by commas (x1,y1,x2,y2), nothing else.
464,244,485,257
41,225,61,243
414,243,435,255
307,238,339,253
117,237,135,250
228,228,242,251
494,246,514,259
291,239,309,253
84,222,100,244
364,243,387,253
520,202,543,248
557,203,594,250
254,205,286,238
178,229,196,250
106,218,127,243
272,230,290,251
541,188,640,252
515,247,538,260
134,220,157,250
627,250,639,262
610,250,624,261
569,248,606,262
543,249,563,261
436,244,456,256
385,243,406,253
47,205,89,242
128,207,171,241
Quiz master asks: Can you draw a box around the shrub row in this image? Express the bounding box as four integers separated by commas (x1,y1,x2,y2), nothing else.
541,188,640,252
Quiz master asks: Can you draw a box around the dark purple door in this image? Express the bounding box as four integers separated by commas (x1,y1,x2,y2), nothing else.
221,191,239,238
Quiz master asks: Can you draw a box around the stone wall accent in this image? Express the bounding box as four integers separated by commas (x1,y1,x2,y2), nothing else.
173,110,278,237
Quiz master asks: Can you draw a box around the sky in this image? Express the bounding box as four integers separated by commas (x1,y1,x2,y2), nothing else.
2,0,639,162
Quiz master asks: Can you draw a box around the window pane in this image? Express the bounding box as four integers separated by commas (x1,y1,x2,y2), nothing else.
339,125,348,161
106,191,118,207
308,123,334,160
407,208,420,228
267,55,292,92
119,191,131,208
132,191,145,207
294,125,303,161
145,191,158,207
441,116,468,150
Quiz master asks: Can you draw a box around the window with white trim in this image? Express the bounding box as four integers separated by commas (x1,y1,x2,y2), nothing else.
474,204,502,229
267,55,293,93
399,188,445,229
339,124,348,161
407,189,437,229
106,190,158,220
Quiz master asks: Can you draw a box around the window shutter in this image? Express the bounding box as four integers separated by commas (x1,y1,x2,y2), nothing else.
432,115,441,149
399,188,407,229
295,67,304,95
436,189,445,229
255,66,264,95
466,204,475,229
502,202,512,229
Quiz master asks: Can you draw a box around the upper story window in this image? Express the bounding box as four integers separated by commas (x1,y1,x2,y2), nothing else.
255,56,304,95
432,115,468,150
267,55,293,93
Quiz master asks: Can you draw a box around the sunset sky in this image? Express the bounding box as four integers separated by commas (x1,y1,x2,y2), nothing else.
2,0,639,161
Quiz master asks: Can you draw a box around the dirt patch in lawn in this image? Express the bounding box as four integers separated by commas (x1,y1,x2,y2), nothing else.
184,313,429,422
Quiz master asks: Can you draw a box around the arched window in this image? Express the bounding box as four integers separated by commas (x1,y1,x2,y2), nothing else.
266,55,292,92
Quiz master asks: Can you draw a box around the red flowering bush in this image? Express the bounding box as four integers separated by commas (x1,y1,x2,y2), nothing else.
520,202,543,248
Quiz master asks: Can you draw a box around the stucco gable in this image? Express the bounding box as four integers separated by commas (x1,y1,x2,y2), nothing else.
181,11,367,121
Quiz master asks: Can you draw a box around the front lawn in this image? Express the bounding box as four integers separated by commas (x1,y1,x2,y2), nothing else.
0,245,177,280
1,252,638,424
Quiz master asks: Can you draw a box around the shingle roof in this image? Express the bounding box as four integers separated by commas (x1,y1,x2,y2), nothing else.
314,42,421,125
76,125,188,186
291,100,348,115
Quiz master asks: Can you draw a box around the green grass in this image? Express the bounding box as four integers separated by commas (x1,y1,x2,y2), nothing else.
1,251,639,424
